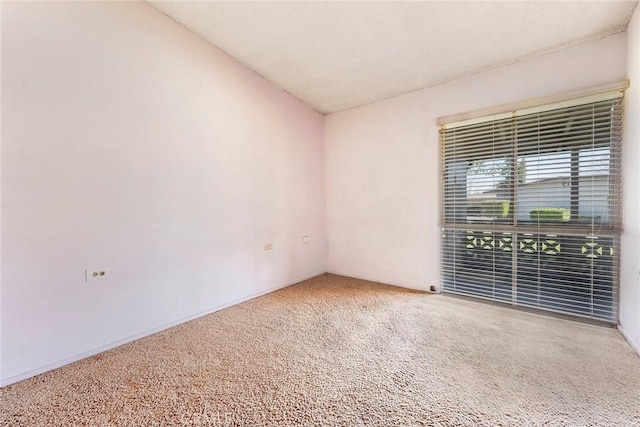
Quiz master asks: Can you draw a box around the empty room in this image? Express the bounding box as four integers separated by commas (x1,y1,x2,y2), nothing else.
2,1,640,425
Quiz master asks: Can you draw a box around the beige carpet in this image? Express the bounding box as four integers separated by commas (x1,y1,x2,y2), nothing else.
1,274,639,426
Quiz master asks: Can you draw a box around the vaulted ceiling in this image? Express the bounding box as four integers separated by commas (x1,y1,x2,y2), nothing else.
149,1,638,114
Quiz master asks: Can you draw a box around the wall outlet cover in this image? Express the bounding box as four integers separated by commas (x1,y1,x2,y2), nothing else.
85,268,110,282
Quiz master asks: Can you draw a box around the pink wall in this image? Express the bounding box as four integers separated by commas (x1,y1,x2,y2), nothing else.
620,4,640,354
1,2,327,386
325,33,628,291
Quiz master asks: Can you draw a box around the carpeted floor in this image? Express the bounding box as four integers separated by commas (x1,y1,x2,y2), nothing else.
1,274,639,426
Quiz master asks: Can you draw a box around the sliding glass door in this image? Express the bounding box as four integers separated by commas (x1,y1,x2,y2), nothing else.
440,95,622,322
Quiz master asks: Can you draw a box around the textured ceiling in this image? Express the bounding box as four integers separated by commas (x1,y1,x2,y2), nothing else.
149,1,638,114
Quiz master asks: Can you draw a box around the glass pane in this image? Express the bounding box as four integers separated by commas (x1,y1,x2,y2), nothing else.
515,148,612,227
515,152,571,224
441,230,513,302
443,158,514,225
515,233,615,321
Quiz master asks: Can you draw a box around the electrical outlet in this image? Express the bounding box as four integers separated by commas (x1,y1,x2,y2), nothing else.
85,268,110,282
302,236,311,244
264,243,273,251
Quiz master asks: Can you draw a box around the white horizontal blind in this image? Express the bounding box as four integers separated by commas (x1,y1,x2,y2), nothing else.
440,95,623,321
